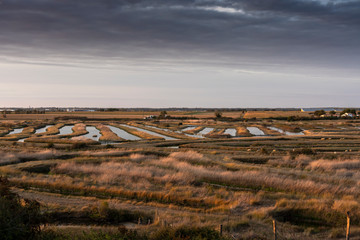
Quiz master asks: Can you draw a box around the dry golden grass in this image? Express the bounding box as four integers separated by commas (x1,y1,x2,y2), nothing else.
67,123,88,137
0,111,237,120
94,124,124,142
9,176,224,210
129,122,193,140
26,137,98,145
0,149,57,165
244,111,311,119
273,123,302,133
0,126,35,141
309,159,360,171
54,161,194,186
0,110,316,121
4,117,360,239
24,123,91,144
207,128,220,135
256,125,282,136
36,123,64,136
183,126,205,134
236,126,251,136
156,156,354,196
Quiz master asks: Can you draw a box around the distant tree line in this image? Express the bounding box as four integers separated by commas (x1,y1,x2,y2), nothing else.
14,109,46,114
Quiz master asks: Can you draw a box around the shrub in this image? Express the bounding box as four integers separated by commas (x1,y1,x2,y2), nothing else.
0,176,43,240
270,199,348,227
71,142,88,149
215,111,222,118
289,148,316,157
45,202,153,225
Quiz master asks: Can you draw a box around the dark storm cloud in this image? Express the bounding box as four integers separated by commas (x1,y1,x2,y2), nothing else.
239,0,360,25
0,0,359,70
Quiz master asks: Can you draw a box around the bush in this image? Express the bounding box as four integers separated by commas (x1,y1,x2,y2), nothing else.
314,110,325,117
47,143,54,148
215,111,222,118
0,176,43,240
289,148,316,157
341,108,356,115
71,142,88,149
45,202,153,225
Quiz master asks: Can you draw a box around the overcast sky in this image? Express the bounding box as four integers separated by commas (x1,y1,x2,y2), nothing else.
0,0,359,108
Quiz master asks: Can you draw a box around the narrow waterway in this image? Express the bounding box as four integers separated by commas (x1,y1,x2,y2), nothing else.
107,125,141,140
58,125,74,135
268,126,304,136
224,128,237,137
198,127,214,136
121,124,177,140
247,127,265,136
82,126,101,141
8,128,24,135
35,125,53,134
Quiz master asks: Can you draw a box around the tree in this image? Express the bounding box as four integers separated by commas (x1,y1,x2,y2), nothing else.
214,111,222,118
314,110,326,117
159,111,167,119
329,110,336,116
0,176,43,240
341,108,356,115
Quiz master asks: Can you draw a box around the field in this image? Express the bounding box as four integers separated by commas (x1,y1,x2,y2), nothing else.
1,111,360,239
1,109,312,120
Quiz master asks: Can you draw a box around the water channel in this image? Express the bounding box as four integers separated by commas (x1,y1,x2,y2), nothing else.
247,127,265,136
107,125,141,140
268,126,304,136
82,126,101,141
35,125,53,134
58,125,74,135
121,124,177,140
224,128,237,137
8,128,24,135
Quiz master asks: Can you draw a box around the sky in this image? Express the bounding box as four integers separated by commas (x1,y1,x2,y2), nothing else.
0,0,359,108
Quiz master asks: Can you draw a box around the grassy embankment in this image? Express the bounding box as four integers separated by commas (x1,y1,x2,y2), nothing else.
92,124,124,142
236,126,252,137
111,123,163,140
129,122,195,140
26,123,98,145
0,126,36,141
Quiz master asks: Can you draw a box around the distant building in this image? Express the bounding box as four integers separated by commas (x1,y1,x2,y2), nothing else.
66,108,95,112
0,109,15,112
341,113,354,118
144,115,156,120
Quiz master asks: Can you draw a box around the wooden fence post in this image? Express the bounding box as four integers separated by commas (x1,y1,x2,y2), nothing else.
346,211,351,240
273,219,277,240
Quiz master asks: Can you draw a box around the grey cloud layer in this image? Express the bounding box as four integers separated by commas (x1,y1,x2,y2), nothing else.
0,0,359,70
